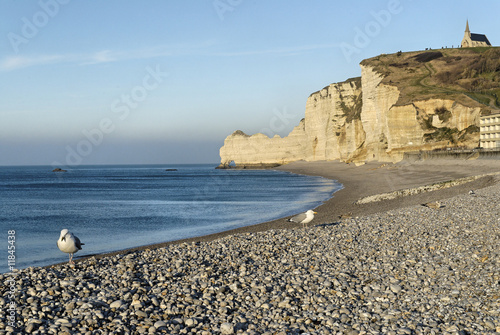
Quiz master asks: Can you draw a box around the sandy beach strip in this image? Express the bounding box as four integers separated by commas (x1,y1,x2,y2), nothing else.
1,158,499,334
276,158,500,224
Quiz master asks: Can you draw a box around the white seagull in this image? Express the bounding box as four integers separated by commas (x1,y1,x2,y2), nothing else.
287,210,317,228
57,229,84,264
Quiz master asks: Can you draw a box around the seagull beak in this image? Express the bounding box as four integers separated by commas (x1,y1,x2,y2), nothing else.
313,212,318,214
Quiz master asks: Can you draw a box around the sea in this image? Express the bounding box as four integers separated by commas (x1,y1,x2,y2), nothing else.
0,164,341,273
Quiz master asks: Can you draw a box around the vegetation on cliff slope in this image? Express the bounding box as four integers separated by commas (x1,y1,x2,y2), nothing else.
361,47,500,112
340,91,363,123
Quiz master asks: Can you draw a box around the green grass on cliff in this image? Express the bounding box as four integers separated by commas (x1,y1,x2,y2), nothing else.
361,47,500,113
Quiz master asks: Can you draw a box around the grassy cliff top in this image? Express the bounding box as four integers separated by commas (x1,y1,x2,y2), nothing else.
361,47,500,113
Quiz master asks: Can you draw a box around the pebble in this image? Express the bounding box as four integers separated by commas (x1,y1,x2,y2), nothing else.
110,300,124,308
390,284,402,294
25,323,35,333
154,320,166,328
0,182,499,334
220,322,235,334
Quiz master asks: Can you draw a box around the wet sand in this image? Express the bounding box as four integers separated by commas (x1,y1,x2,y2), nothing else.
66,157,499,265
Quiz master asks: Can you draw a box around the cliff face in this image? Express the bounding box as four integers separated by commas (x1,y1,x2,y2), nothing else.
219,123,308,167
219,48,499,168
219,79,365,167
359,64,482,162
304,78,364,162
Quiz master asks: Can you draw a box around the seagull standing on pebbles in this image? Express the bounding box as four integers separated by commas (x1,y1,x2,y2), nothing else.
421,201,443,209
287,210,317,228
57,229,84,264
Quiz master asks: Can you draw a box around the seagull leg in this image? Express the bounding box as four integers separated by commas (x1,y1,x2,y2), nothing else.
69,253,74,264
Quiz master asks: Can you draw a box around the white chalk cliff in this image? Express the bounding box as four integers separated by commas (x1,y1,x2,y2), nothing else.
219,50,498,168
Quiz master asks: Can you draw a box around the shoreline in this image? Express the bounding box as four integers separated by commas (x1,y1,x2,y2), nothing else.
55,157,500,267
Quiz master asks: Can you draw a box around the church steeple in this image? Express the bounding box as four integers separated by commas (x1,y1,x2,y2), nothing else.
461,19,491,48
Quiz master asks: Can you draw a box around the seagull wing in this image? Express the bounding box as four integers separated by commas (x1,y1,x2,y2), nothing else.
289,213,307,223
74,235,84,250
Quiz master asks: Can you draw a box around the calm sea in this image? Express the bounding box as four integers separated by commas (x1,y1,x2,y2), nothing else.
0,164,341,273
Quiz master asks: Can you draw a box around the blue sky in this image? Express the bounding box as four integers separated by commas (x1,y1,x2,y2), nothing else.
1,0,499,166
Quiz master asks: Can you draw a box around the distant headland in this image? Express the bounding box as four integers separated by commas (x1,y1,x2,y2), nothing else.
219,36,500,168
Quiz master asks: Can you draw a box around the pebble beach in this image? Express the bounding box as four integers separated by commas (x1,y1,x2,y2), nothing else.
1,160,499,334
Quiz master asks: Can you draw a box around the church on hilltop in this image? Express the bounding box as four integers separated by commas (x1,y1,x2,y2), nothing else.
461,20,492,47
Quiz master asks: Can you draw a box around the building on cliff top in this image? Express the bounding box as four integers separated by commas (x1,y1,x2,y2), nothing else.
461,20,491,48
480,113,500,148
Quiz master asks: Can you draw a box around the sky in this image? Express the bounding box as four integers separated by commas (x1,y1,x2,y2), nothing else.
1,0,499,166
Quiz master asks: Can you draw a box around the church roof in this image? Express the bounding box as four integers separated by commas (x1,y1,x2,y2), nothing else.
470,33,491,45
